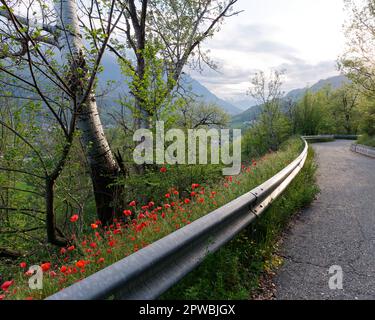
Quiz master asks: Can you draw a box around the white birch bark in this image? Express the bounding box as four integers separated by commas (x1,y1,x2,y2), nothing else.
54,0,118,172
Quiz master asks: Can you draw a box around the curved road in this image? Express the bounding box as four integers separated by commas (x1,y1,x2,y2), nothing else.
275,140,375,300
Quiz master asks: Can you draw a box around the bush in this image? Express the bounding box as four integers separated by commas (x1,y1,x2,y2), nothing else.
358,134,375,147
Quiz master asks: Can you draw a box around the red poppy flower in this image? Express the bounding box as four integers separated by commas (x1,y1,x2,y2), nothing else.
165,193,171,199
91,223,99,230
148,201,155,208
70,214,79,223
198,198,205,204
41,263,51,272
20,262,27,269
98,257,105,264
75,260,86,269
184,199,191,204
60,266,68,273
192,183,200,189
25,297,33,300
123,210,132,216
161,212,166,219
68,245,75,251
129,201,136,207
160,167,167,173
108,240,116,247
60,248,67,255
141,205,149,211
90,242,97,248
0,294,5,300
164,204,171,209
1,280,14,292
191,191,197,197
173,190,179,195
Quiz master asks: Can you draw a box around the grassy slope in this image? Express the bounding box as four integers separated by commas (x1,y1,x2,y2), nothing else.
162,147,318,300
3,137,308,300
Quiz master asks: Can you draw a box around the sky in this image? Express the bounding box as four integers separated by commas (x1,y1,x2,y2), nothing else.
189,0,347,103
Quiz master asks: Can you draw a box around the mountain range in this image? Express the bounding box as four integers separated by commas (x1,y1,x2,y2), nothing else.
230,75,350,128
4,53,350,127
98,56,348,124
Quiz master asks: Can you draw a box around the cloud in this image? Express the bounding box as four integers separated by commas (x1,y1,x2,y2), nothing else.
280,60,340,91
208,23,304,65
188,60,339,101
185,0,346,101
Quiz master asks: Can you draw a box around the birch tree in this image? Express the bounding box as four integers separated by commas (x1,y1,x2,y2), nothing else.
0,0,121,243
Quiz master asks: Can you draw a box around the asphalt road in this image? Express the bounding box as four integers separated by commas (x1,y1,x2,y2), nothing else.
275,140,375,300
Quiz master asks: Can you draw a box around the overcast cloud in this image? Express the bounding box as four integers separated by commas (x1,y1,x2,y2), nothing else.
188,0,346,102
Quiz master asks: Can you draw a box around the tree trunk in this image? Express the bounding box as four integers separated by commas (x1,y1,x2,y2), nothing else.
46,179,67,246
55,0,120,225
77,98,121,225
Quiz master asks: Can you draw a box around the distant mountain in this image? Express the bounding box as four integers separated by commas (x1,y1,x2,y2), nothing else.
228,98,258,111
179,75,242,115
231,75,350,128
285,75,349,101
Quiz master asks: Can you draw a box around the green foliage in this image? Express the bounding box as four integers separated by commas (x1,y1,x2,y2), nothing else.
358,134,375,147
242,109,291,158
118,44,179,126
243,70,292,157
289,84,365,137
115,164,224,207
357,97,375,137
292,89,332,135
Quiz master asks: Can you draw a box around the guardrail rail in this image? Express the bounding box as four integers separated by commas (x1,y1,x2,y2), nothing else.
351,143,375,158
47,138,309,300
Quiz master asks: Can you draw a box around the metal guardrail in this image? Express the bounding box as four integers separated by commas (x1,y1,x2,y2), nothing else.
46,139,309,300
351,143,375,158
302,135,335,141
334,135,359,140
303,135,359,142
